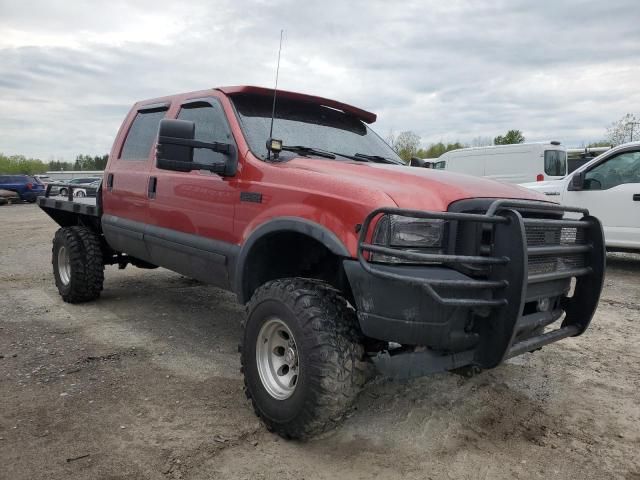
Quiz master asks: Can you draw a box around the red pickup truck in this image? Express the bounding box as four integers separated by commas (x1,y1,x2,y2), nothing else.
39,86,605,439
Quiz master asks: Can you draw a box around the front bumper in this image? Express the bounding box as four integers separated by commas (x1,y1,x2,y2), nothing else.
345,199,605,370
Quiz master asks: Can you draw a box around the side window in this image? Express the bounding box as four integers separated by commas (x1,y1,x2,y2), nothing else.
584,151,640,190
177,101,232,165
120,109,167,161
544,150,567,176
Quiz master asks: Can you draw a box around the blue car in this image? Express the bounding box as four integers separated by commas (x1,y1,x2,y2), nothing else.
0,174,46,202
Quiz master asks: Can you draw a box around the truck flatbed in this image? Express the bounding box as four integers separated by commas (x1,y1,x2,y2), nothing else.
38,196,99,216
38,184,101,228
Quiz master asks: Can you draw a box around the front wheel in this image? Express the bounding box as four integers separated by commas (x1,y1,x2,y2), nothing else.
241,278,366,439
75,190,86,198
52,226,104,303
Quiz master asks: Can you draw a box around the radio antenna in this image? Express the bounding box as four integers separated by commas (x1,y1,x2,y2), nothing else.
267,29,284,161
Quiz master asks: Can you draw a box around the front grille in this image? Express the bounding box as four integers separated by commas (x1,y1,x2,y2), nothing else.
524,223,588,276
525,225,586,246
528,253,586,276
451,205,591,280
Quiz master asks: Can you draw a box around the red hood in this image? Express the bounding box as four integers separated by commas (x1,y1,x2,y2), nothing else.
282,158,548,211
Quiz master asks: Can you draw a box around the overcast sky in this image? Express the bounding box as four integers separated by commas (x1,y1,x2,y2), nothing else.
1,0,639,160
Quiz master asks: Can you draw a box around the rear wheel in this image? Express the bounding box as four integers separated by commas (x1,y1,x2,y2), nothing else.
52,226,104,303
59,188,68,197
241,278,366,439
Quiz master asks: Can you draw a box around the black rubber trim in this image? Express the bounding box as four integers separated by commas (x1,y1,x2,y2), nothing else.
234,217,350,303
102,215,144,240
102,215,240,288
144,223,237,266
138,102,170,112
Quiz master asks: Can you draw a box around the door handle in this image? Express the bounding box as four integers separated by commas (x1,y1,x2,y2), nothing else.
148,176,157,199
106,173,114,192
633,194,640,201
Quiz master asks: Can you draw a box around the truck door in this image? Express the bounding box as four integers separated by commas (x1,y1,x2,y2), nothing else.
101,103,169,262
145,96,239,288
564,149,640,249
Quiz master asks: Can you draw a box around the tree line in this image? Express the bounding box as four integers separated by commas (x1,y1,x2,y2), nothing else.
0,154,108,175
387,129,527,163
388,112,638,163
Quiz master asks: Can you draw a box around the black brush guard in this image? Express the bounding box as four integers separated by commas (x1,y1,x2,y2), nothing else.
354,199,605,373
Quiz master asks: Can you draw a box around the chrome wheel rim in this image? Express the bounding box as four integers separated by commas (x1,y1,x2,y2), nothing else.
57,245,71,285
76,191,85,197
256,317,299,400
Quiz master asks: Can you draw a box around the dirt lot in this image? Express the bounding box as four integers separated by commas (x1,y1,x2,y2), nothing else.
1,204,639,479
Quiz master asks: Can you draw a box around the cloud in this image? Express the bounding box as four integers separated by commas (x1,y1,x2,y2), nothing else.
0,0,639,160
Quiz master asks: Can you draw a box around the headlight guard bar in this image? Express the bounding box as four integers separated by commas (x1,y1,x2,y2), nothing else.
357,199,596,308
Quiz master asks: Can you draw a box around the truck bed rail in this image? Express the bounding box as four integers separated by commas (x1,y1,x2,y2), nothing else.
38,183,101,225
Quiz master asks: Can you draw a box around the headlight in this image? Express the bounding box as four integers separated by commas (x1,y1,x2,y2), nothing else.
371,215,446,264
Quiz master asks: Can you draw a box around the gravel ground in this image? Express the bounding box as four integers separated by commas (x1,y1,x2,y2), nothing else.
1,204,639,480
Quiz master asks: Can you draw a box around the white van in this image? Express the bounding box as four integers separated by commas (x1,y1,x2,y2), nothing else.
437,142,568,184
521,141,640,252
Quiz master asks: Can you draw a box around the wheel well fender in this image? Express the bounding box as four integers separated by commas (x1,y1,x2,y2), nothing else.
234,217,351,303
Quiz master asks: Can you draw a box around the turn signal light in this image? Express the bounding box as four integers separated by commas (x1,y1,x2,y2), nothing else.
536,174,544,182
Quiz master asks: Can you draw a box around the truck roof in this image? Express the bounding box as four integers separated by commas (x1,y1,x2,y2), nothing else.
134,86,377,124
439,142,565,158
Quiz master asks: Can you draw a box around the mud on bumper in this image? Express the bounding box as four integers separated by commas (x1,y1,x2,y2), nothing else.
344,199,605,373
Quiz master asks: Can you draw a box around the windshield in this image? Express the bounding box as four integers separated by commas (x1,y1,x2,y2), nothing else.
544,150,567,176
230,93,402,163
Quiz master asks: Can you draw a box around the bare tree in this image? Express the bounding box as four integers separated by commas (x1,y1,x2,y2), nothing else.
471,136,492,147
390,131,421,163
606,113,639,145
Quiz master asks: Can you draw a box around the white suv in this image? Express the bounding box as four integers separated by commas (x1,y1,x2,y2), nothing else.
521,142,640,252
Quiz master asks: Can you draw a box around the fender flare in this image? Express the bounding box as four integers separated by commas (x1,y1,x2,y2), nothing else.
234,217,351,303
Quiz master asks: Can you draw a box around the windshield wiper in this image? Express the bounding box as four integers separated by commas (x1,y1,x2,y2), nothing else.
353,153,401,165
270,144,401,165
279,145,336,159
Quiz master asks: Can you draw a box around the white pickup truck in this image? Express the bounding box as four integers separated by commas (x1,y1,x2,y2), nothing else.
521,142,640,252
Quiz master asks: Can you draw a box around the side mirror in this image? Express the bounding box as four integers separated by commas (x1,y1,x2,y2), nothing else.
156,119,235,175
568,171,585,191
410,156,428,168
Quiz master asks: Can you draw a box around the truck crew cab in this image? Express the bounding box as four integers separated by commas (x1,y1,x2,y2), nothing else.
39,86,605,439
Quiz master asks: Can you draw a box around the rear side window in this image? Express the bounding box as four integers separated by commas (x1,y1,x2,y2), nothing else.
544,150,567,176
120,108,167,161
177,101,232,165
